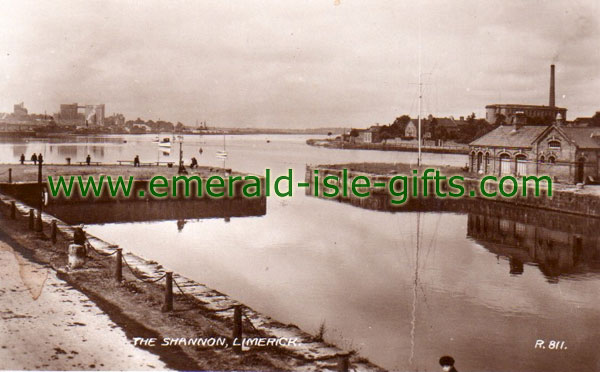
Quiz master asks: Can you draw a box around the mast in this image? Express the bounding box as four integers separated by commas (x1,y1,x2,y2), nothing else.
417,6,422,167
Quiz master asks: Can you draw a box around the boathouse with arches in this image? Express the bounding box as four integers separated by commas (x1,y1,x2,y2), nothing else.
468,122,600,184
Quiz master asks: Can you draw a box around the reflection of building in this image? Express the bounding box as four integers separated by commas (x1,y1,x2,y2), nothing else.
466,202,600,281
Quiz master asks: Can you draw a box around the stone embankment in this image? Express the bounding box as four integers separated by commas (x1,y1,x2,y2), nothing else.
307,165,600,218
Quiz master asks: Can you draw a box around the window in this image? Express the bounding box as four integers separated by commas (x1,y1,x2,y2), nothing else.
548,140,561,150
548,156,556,164
539,156,545,163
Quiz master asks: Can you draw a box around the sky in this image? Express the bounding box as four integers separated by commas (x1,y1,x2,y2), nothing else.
0,0,599,128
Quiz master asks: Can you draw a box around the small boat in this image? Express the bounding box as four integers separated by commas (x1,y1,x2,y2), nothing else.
216,150,228,159
157,137,171,148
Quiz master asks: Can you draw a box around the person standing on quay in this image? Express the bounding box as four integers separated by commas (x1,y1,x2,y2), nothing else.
31,153,37,165
38,153,43,164
20,154,25,164
86,154,91,166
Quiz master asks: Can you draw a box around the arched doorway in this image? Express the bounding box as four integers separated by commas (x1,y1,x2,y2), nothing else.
477,152,483,173
516,154,527,176
500,153,511,175
575,157,585,183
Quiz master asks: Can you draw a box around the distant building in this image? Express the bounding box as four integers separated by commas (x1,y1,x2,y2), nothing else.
58,102,105,126
405,115,467,139
13,102,28,117
572,111,600,127
60,103,79,120
84,104,105,126
485,104,567,125
356,126,381,143
105,113,125,126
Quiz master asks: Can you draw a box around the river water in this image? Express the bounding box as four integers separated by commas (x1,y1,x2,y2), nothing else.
1,134,599,371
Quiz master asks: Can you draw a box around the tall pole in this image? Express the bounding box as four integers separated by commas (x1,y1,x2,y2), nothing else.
417,4,422,167
36,157,43,232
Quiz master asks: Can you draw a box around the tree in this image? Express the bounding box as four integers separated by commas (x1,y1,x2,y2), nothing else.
378,126,393,145
349,128,360,137
494,114,506,126
390,115,411,137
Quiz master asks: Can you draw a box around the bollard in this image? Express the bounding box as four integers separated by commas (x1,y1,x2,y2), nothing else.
338,355,349,372
28,209,34,230
73,227,86,245
10,201,16,220
35,210,43,232
8,168,11,184
232,305,243,354
115,248,123,282
163,271,173,312
51,220,57,244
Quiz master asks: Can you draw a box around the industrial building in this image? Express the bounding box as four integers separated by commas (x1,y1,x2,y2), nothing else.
58,103,105,126
485,65,567,125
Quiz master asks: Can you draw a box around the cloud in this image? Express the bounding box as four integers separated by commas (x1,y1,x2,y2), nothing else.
0,0,598,127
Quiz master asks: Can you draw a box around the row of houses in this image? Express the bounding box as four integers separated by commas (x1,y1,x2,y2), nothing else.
352,115,469,144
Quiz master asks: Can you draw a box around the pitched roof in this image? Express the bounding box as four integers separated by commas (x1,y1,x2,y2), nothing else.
561,127,600,149
469,125,546,148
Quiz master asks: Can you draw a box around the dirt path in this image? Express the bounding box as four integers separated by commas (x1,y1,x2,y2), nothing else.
0,241,168,370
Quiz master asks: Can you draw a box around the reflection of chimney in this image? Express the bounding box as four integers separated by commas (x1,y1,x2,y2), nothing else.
549,64,555,108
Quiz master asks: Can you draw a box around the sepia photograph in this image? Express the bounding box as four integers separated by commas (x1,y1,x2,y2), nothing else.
0,1,599,371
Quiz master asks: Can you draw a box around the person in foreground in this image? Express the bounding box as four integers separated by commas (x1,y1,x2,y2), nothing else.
439,355,458,372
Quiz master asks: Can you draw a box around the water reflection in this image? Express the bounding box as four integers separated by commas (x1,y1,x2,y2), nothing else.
466,202,600,281
312,190,600,281
45,197,266,225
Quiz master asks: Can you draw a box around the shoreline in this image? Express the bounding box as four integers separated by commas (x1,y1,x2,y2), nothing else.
306,138,470,155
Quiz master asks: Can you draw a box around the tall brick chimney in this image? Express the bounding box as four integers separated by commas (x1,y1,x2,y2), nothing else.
549,64,555,108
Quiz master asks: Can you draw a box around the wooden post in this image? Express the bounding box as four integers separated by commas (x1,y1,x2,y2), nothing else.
338,355,349,372
35,209,43,232
163,271,173,312
115,248,122,282
28,209,34,230
8,168,11,184
10,201,15,220
232,305,242,354
50,220,57,244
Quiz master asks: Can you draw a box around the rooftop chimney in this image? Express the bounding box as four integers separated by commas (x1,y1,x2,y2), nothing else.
549,64,555,108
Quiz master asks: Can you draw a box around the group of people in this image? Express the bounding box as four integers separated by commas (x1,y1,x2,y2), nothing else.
20,153,43,165
20,153,92,165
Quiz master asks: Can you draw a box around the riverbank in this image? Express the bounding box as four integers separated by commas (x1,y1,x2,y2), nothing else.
0,237,168,370
306,138,470,155
0,164,382,371
307,163,600,218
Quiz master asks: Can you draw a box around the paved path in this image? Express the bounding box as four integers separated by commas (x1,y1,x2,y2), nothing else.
0,240,168,370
